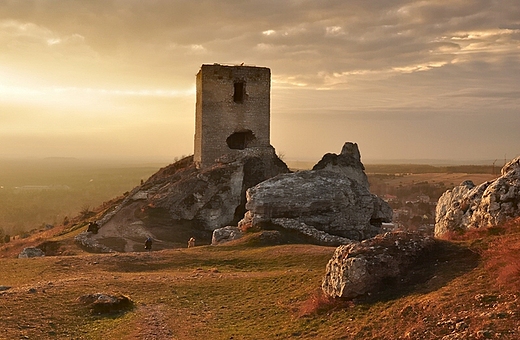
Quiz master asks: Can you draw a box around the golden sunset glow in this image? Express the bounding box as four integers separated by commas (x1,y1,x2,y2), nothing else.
0,1,519,163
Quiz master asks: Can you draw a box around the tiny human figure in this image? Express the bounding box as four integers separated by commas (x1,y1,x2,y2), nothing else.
188,237,195,248
144,237,153,251
87,221,99,234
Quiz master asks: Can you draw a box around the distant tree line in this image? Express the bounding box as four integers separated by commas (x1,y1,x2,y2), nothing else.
365,164,495,175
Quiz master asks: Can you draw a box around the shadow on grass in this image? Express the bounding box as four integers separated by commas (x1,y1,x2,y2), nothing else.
357,240,480,304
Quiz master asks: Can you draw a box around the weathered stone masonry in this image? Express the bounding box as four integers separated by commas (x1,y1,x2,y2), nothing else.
194,64,271,168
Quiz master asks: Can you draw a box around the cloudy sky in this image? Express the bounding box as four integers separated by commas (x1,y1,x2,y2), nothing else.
0,0,519,164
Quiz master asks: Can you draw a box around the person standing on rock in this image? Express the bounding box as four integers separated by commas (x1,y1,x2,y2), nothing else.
144,237,153,251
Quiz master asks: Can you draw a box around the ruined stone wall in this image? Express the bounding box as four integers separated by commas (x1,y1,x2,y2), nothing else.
194,64,271,168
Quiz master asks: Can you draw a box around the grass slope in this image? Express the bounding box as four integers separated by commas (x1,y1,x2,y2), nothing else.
1,219,520,339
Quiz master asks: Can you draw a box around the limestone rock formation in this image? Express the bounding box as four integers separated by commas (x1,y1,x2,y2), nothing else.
75,146,289,252
312,142,369,188
239,143,392,245
322,231,435,299
18,247,45,258
435,156,520,237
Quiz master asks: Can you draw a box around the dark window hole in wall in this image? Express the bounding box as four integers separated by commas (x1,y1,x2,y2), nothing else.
227,130,256,150
234,82,245,103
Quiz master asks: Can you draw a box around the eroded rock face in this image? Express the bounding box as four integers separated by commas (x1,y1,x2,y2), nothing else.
313,142,369,188
75,147,289,252
321,231,435,299
240,143,392,244
146,147,289,230
435,156,520,237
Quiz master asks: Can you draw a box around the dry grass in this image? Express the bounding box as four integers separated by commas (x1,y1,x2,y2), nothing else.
481,220,520,293
2,219,520,339
297,289,353,317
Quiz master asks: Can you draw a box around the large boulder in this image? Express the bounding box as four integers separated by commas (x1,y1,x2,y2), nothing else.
435,156,520,237
239,143,392,245
75,147,289,252
322,231,435,299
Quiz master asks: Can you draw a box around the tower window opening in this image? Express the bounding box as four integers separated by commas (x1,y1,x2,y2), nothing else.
233,82,245,103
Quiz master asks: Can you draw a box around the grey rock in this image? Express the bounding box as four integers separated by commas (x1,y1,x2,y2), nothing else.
312,142,369,188
435,156,520,237
0,286,11,292
212,226,244,245
270,218,355,246
18,247,45,258
322,231,435,299
75,232,115,253
78,293,133,315
240,144,392,244
146,146,288,230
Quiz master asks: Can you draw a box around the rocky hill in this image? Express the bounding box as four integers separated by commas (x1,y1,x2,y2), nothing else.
72,142,391,253
74,146,289,252
1,150,520,339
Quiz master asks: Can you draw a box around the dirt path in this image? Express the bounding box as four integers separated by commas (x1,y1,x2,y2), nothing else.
130,304,175,340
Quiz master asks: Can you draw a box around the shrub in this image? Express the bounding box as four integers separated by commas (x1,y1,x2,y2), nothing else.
79,206,95,219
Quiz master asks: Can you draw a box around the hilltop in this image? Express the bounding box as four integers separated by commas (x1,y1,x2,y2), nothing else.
1,157,520,339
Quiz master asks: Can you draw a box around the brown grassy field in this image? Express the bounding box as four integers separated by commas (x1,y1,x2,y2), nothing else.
1,218,520,339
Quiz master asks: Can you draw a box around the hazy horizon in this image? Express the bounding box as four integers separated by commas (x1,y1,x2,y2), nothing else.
1,1,519,163
0,155,510,168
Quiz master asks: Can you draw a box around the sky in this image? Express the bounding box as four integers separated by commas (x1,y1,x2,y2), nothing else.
0,0,519,164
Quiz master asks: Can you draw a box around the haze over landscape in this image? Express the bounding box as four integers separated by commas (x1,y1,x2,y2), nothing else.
0,0,519,164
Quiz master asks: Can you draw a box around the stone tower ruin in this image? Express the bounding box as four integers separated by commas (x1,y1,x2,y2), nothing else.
194,64,271,168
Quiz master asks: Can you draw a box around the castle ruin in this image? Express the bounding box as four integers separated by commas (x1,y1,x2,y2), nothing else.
194,64,271,168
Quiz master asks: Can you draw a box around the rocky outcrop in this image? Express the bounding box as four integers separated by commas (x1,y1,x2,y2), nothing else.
322,231,435,299
312,142,369,188
142,146,288,230
239,143,392,245
435,156,520,237
18,247,45,258
75,147,289,252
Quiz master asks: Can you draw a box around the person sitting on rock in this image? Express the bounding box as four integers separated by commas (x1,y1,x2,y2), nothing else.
144,237,153,251
188,237,195,248
87,222,99,234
